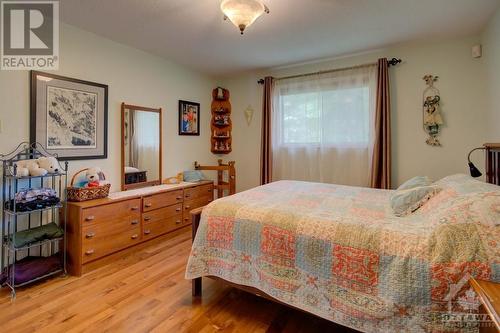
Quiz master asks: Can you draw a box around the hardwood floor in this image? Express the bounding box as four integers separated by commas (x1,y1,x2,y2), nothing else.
0,228,357,333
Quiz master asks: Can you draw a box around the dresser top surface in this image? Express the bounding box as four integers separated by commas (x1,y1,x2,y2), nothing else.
68,180,213,208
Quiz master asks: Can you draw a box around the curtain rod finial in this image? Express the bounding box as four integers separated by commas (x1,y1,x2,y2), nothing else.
258,79,265,85
388,58,402,66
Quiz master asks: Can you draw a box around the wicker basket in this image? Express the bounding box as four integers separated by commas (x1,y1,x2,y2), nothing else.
67,168,111,202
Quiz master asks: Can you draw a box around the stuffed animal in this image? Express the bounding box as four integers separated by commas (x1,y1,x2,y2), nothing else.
14,156,60,177
85,167,101,187
14,160,40,177
38,157,60,174
162,172,183,185
73,167,109,188
74,167,106,188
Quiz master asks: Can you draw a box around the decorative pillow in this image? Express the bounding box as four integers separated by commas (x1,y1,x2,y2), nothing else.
397,176,432,191
390,185,441,217
183,170,207,182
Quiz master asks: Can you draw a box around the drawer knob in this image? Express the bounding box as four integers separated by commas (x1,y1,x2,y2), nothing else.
144,216,151,222
145,203,152,208
176,220,182,224
85,232,95,239
85,249,95,255
176,196,182,200
85,215,95,221
185,194,191,198
207,189,212,192
131,234,139,239
184,217,189,221
131,206,139,211
175,207,181,212
185,205,191,210
144,229,151,235
131,220,139,225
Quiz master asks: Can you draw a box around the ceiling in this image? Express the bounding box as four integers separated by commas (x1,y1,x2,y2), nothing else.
61,0,500,76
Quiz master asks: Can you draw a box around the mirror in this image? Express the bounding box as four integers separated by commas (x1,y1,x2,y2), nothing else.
121,103,162,190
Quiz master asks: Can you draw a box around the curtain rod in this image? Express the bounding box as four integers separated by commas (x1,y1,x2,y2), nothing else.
257,57,402,84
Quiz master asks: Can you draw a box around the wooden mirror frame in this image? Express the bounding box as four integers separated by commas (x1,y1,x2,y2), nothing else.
121,102,162,191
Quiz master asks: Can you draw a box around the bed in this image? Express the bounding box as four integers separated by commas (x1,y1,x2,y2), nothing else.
185,174,500,332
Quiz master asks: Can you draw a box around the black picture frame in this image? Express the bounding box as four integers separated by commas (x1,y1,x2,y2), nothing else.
178,100,200,136
30,70,108,160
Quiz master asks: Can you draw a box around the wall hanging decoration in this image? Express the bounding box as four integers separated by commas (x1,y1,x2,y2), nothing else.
178,100,200,136
30,71,108,160
422,75,443,146
244,105,254,126
211,87,232,154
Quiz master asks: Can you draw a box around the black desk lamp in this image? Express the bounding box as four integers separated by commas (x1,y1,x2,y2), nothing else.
467,147,485,178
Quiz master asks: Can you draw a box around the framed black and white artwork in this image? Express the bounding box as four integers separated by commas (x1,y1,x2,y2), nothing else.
30,71,108,160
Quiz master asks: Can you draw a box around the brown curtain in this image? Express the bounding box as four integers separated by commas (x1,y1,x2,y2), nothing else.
260,77,274,185
370,58,392,189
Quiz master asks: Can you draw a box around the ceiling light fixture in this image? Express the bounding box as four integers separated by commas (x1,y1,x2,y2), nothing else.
221,0,269,35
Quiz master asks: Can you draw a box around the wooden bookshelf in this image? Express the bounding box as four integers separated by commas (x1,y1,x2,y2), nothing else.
210,87,232,154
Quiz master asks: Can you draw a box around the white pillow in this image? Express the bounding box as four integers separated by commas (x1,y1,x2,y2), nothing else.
397,176,432,191
390,185,441,217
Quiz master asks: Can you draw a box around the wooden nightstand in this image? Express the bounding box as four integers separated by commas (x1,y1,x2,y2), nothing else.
469,278,500,333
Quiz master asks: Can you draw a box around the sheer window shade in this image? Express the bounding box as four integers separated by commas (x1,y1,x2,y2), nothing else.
272,65,377,186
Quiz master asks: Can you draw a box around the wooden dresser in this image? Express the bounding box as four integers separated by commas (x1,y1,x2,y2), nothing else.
470,277,500,333
66,181,213,276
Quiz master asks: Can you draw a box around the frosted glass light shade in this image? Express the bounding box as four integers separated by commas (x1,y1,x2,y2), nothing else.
221,0,268,34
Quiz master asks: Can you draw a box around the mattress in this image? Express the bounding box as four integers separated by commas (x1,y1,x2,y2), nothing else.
186,175,500,332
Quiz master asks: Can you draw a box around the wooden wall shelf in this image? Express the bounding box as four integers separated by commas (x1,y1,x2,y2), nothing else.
211,88,232,154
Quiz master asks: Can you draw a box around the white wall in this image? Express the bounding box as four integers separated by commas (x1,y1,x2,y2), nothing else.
482,7,500,141
216,75,263,192
0,24,218,192
0,23,495,194
222,36,489,190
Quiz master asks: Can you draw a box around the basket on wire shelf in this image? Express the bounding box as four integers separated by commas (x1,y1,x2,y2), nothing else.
67,168,111,202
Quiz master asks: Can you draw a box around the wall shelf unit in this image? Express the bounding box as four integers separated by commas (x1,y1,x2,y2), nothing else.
210,87,232,154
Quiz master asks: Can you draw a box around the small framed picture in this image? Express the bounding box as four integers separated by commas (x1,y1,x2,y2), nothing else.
178,100,200,136
30,71,108,160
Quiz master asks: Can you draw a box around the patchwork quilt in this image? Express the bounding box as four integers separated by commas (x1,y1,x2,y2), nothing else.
185,174,500,332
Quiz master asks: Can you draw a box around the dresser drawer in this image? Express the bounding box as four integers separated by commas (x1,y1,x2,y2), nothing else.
182,196,212,225
143,214,184,240
184,184,213,201
142,203,183,224
82,222,141,263
82,214,140,236
82,199,141,226
143,190,183,212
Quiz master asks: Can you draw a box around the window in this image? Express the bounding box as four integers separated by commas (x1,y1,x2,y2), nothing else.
281,86,370,145
271,65,377,185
